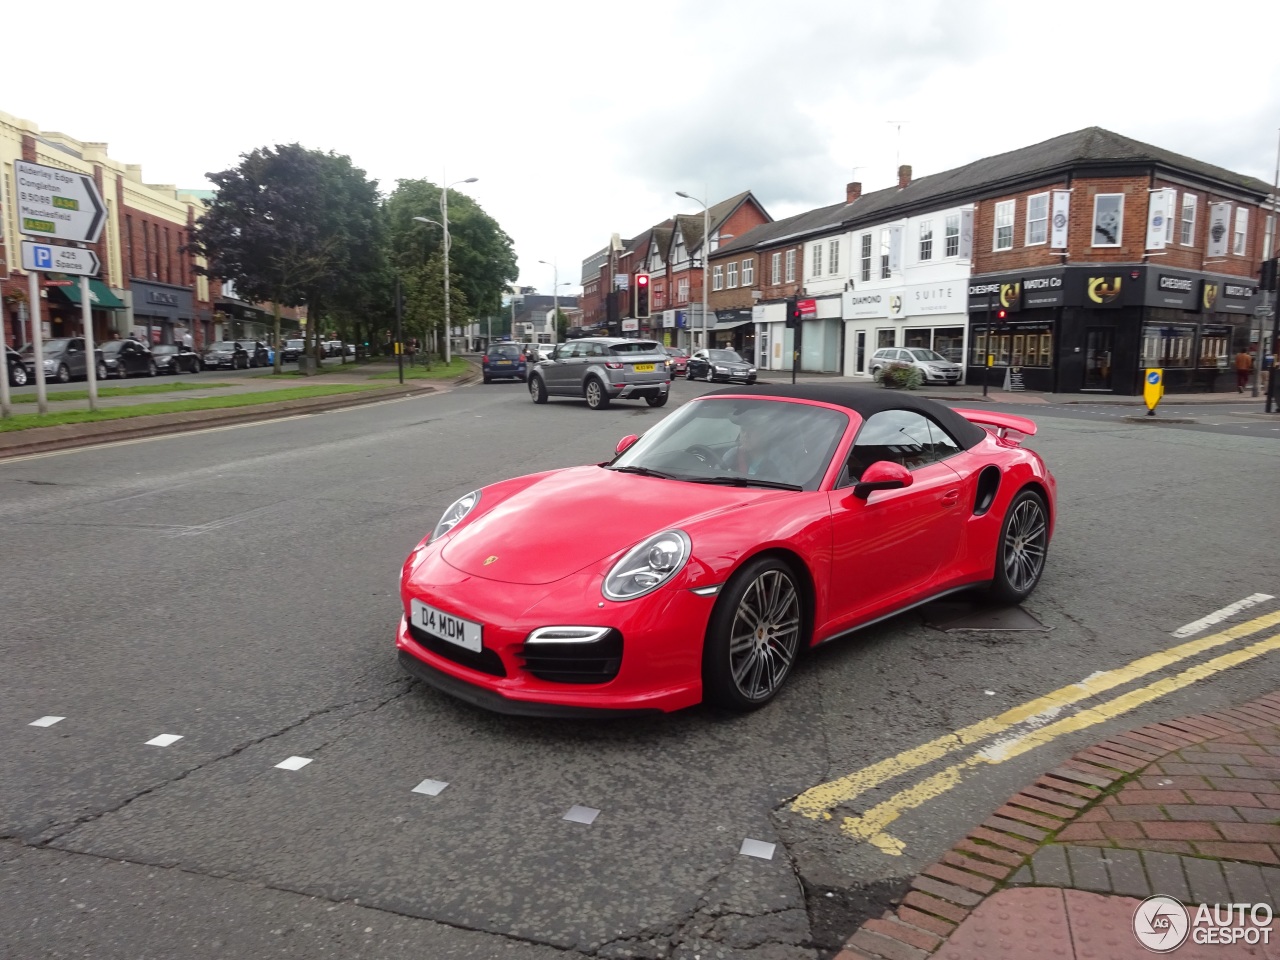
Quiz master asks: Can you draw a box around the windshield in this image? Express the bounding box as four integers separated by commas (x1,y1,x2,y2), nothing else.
210,342,236,350
609,397,848,491
709,349,744,362
489,345,521,359
666,348,688,357
27,339,70,355
906,348,947,362
101,342,125,354
152,345,176,354
286,340,304,348
609,341,662,355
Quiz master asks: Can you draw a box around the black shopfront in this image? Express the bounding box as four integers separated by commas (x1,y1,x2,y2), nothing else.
131,280,195,347
965,267,1261,394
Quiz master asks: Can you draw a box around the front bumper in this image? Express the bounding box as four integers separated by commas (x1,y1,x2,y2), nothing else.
607,380,670,399
397,547,708,714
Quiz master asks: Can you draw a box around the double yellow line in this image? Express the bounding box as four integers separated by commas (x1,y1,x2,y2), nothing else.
790,611,1280,856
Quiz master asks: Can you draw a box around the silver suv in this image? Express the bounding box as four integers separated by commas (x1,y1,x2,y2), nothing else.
528,337,672,410
869,347,963,384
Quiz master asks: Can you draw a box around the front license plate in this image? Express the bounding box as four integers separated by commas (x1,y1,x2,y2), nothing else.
633,363,655,372
411,599,483,652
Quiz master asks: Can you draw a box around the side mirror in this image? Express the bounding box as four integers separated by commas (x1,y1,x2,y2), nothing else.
615,434,639,455
852,460,913,501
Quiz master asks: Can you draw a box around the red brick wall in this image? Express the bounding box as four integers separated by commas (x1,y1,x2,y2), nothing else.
754,243,805,301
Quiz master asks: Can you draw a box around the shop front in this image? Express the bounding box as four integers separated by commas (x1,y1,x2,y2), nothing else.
798,296,843,373
965,267,1261,394
43,278,127,341
842,281,968,379
712,307,755,358
753,301,791,370
132,281,195,346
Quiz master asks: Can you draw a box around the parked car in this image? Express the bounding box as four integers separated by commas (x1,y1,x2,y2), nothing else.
6,346,27,387
528,337,671,410
281,339,306,362
101,339,157,378
324,340,344,358
686,348,757,384
20,338,106,383
482,343,527,383
203,341,249,369
151,343,202,374
869,347,963,385
397,385,1056,715
664,346,689,375
238,340,271,367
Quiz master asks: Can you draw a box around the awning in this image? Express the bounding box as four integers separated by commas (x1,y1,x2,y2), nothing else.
48,279,126,310
715,318,754,329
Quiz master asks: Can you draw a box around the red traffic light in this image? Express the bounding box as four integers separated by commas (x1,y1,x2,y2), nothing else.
996,308,1008,320
636,274,649,286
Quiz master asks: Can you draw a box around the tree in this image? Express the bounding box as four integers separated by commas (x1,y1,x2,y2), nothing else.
189,143,386,372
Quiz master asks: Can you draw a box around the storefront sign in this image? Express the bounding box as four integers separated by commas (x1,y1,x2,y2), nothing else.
662,309,676,329
147,290,179,306
797,298,817,318
842,289,890,319
1217,281,1258,314
1145,189,1174,250
751,304,767,322
1021,274,1065,308
1147,272,1198,309
905,282,965,315
131,281,193,319
1207,203,1232,257
1050,191,1070,248
1085,275,1125,307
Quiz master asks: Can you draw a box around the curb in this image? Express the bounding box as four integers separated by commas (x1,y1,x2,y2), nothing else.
837,691,1280,960
0,382,440,460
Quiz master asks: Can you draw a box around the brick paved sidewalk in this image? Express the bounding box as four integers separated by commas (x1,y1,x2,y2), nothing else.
839,692,1280,960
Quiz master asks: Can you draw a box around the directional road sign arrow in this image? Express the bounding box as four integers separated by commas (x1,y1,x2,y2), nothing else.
15,160,107,244
20,241,101,277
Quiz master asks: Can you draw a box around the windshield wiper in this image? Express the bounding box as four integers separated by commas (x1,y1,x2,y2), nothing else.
685,476,802,491
611,465,679,480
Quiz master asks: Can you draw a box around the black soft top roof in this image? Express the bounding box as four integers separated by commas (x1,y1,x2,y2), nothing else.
704,383,988,450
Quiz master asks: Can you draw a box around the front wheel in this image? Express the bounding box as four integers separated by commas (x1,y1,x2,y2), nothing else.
529,376,548,404
686,368,695,381
987,489,1049,604
11,363,28,387
148,361,158,377
96,362,107,381
702,557,804,710
645,393,668,407
192,359,202,373
584,378,610,410
56,364,71,384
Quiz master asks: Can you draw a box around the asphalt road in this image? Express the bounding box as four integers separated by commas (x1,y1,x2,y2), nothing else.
2,377,1279,959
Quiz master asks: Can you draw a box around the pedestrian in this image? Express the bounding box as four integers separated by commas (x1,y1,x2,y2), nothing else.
1235,348,1253,393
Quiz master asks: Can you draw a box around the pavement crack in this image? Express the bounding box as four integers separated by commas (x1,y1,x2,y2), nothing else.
32,681,414,846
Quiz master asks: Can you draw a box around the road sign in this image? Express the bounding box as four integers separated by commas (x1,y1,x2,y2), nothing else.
15,160,106,243
20,241,100,276
1144,368,1163,414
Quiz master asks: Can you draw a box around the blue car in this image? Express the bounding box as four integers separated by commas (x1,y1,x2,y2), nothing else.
482,343,527,383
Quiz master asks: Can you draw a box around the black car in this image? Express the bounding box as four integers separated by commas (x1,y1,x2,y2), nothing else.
686,348,757,384
152,343,202,374
101,339,157,378
281,338,306,362
203,341,249,369
238,340,271,367
6,346,27,387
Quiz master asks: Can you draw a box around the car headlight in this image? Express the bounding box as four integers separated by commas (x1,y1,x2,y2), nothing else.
748,367,757,374
715,365,727,373
429,490,481,543
603,529,691,601
43,359,55,370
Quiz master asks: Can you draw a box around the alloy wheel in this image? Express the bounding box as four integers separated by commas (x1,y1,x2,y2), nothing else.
1002,496,1048,595
727,568,801,702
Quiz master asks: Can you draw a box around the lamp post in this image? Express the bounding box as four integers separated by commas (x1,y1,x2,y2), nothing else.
412,216,443,359
677,191,710,351
539,259,571,345
438,176,478,365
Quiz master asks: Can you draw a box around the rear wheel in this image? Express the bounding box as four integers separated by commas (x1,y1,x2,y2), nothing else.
703,557,804,710
96,361,107,381
148,361,157,377
529,376,548,404
483,373,492,384
584,378,610,410
10,363,28,387
987,489,1049,604
645,393,668,407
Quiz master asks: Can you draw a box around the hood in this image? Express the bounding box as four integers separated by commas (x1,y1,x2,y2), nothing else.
439,465,785,585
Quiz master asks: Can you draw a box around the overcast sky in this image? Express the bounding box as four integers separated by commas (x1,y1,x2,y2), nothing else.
8,0,1279,299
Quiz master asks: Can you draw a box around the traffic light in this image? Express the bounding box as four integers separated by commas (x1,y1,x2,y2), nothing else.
784,296,801,328
634,273,651,318
995,308,1008,324
1261,257,1279,292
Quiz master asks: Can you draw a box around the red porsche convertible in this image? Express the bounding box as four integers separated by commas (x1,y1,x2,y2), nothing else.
398,385,1055,716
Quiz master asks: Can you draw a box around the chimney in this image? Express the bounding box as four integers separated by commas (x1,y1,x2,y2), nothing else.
897,165,912,189
846,181,862,203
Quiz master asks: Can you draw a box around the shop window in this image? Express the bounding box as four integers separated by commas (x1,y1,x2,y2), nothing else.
904,329,931,349
935,328,964,363
1092,194,1124,247
1197,326,1232,370
1141,323,1196,368
876,328,895,349
970,327,1052,367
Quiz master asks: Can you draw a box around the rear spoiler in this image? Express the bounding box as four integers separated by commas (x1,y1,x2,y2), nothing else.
954,408,1038,443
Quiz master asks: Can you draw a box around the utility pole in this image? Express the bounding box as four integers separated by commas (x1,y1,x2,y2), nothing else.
983,292,993,398
395,277,404,384
1256,128,1280,398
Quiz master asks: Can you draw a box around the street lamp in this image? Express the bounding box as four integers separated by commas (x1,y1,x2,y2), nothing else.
412,216,443,355
538,259,564,345
439,176,478,364
677,191,710,351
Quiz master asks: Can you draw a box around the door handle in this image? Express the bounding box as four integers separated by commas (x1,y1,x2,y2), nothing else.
940,490,960,507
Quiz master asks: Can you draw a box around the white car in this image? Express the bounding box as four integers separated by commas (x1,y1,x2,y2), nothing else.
869,347,963,384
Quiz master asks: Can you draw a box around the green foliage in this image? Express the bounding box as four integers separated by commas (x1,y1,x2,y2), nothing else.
875,362,923,390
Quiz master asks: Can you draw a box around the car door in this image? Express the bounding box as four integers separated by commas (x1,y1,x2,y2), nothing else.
823,409,966,634
545,341,584,395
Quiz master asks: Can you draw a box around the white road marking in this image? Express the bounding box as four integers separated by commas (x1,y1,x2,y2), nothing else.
1172,594,1276,639
145,734,183,747
739,838,776,859
275,756,313,771
29,716,64,727
563,805,600,824
411,778,449,796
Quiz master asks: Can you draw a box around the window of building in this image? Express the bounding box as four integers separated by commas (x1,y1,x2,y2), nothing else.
860,233,872,282
678,278,689,302
994,200,1014,250
880,229,891,278
876,328,895,349
945,215,960,257
742,259,754,286
1026,193,1049,246
1234,207,1249,255
712,265,723,291
811,244,822,277
1141,322,1197,368
1265,215,1275,260
1092,194,1124,247
1181,194,1198,246
1164,190,1177,244
969,327,1053,368
828,239,839,274
727,261,738,288
919,220,933,261
785,249,796,283
771,252,782,285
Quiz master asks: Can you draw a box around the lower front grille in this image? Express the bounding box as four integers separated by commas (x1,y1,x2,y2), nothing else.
406,621,506,677
519,629,623,684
